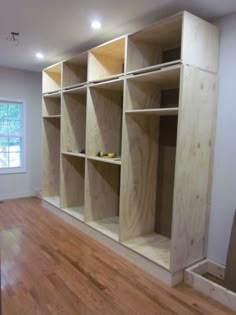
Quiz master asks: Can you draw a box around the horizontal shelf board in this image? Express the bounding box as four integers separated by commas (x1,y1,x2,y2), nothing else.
88,73,124,85
89,77,124,91
88,155,121,165
88,216,119,241
43,115,61,118
127,64,180,87
43,91,61,98
61,206,85,222
63,83,87,92
62,152,86,158
125,108,178,116
123,233,171,270
126,60,182,76
43,196,60,208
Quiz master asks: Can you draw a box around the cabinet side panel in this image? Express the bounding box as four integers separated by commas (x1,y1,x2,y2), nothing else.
120,115,159,241
171,66,217,272
182,12,219,73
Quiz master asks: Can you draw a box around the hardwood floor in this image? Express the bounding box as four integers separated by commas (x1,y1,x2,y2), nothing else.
0,197,234,315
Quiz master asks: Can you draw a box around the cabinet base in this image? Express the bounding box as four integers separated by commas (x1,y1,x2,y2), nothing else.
42,199,183,287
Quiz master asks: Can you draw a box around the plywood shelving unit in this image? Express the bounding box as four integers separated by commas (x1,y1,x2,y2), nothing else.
42,11,219,286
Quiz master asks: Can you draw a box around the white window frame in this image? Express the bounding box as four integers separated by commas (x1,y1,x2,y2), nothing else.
0,98,26,174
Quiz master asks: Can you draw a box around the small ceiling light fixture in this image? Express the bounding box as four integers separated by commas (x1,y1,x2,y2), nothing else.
91,20,101,30
36,52,44,59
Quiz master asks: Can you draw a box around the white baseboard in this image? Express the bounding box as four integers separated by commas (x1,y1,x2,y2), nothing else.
0,191,36,201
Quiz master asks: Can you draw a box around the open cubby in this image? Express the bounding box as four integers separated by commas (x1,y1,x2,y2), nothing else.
61,154,85,221
61,87,86,154
120,113,178,269
86,159,120,241
88,37,125,82
86,79,123,160
42,93,61,117
62,53,88,88
42,117,61,202
125,66,180,111
43,63,62,94
126,14,182,73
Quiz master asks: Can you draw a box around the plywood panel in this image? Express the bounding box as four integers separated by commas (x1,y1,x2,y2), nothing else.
85,160,120,222
61,90,86,153
170,66,218,272
182,11,219,73
119,114,159,241
42,118,61,197
60,154,85,211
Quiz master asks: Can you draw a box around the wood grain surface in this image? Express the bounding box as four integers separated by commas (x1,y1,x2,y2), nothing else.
0,197,234,315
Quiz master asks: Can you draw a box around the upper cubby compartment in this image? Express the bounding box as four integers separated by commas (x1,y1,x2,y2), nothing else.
88,37,126,82
62,52,88,89
43,63,62,94
126,11,219,74
125,65,180,112
42,93,61,117
126,14,182,74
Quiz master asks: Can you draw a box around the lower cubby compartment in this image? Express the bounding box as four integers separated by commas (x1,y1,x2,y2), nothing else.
85,159,120,241
42,117,61,199
61,154,85,221
120,114,178,269
123,233,171,269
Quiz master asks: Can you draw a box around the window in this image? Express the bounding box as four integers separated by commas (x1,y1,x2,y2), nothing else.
0,99,26,174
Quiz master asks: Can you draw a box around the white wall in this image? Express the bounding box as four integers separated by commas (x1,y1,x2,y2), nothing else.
0,67,42,200
208,13,236,265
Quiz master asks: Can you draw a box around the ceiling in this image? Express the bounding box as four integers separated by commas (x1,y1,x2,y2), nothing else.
1,0,236,72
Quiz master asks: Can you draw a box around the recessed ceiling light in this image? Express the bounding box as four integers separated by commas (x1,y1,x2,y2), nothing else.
36,52,44,59
91,20,101,30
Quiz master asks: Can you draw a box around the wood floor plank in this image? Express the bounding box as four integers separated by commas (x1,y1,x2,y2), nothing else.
0,197,234,315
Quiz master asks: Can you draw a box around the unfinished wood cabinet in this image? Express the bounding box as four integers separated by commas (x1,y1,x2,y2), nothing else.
42,11,219,286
